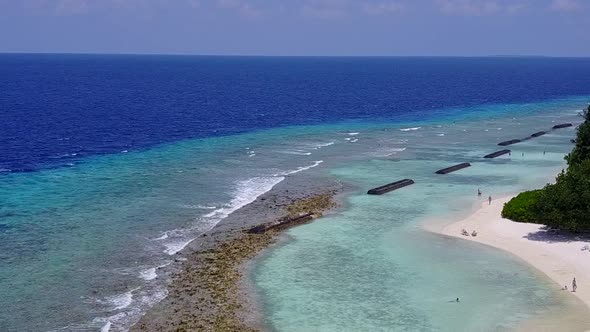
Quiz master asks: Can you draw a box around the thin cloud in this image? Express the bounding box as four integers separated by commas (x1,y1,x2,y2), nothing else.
361,1,405,16
217,0,262,18
549,0,581,12
19,0,199,16
435,0,528,16
55,0,88,15
301,0,349,19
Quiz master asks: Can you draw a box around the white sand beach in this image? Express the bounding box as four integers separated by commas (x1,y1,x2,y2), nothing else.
426,196,590,310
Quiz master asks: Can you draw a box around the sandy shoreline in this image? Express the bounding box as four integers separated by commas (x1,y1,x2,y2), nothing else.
425,196,590,312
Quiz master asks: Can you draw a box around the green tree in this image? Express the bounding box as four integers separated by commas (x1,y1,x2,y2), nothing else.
533,159,590,232
502,104,590,232
565,105,590,166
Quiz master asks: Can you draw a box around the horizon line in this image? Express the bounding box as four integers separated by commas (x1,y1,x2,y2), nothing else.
1,52,589,59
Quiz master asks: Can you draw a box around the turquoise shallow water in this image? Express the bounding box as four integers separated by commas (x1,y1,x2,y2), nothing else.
1,96,589,331
253,100,589,331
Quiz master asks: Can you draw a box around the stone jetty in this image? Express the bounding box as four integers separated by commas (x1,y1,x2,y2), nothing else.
367,179,415,195
435,162,471,174
484,149,511,158
531,131,546,137
247,213,314,234
498,139,521,146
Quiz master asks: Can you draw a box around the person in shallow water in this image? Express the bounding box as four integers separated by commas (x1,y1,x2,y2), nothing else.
456,298,460,302
573,277,577,292
488,195,492,205
477,188,482,197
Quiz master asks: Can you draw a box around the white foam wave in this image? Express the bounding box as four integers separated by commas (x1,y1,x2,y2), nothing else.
274,160,323,176
139,262,171,281
400,127,421,132
436,133,445,136
178,204,217,210
370,147,407,157
152,233,168,240
107,287,140,311
163,176,285,255
163,239,195,255
140,268,157,281
349,138,358,143
280,150,312,156
344,137,352,141
348,132,359,136
314,141,335,148
93,287,169,332
50,153,77,159
100,321,111,332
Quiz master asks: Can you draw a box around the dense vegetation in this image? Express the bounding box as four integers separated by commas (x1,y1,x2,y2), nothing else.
502,105,590,232
501,190,542,223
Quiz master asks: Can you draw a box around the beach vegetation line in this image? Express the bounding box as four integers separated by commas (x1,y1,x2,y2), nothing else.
503,104,590,232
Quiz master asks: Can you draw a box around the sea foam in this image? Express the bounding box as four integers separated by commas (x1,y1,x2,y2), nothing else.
163,176,285,255
281,150,312,156
316,141,335,147
275,160,323,176
400,127,421,132
369,147,407,157
100,321,111,332
107,287,139,311
139,268,157,281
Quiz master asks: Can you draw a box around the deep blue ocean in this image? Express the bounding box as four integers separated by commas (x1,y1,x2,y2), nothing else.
2,55,590,331
2,54,590,173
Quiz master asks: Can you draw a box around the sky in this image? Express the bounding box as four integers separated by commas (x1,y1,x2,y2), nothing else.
0,0,589,56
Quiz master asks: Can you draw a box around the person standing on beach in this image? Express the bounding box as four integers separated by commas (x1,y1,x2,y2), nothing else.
573,277,577,292
488,196,492,205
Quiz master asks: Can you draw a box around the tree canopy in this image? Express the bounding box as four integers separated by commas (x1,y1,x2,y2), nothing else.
503,104,590,232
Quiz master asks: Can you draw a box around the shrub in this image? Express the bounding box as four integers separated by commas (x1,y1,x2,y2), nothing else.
502,190,542,223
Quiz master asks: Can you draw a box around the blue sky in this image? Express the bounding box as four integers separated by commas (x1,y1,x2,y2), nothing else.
1,0,588,56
